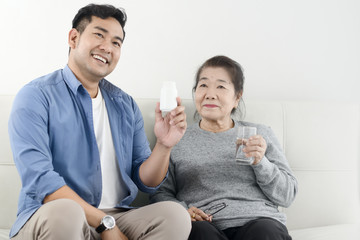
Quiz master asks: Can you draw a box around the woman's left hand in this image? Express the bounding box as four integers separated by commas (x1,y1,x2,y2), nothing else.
243,135,267,165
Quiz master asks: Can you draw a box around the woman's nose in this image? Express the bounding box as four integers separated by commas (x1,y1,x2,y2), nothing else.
205,89,216,99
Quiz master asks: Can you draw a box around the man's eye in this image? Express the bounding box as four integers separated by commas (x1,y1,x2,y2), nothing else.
113,42,121,47
95,33,103,38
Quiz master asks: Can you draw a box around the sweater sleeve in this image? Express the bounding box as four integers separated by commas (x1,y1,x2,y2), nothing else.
252,126,298,207
149,158,188,209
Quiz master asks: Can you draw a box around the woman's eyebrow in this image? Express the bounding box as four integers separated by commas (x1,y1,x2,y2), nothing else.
216,79,229,84
199,78,229,84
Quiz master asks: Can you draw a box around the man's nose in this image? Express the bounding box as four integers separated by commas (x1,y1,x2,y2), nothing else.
99,40,112,54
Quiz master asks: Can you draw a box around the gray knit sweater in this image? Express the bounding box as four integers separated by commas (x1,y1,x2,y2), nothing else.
150,120,298,230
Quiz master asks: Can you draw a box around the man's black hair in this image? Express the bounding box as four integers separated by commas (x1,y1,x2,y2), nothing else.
72,4,127,39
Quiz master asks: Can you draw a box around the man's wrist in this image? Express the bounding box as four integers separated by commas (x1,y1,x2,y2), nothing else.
155,140,173,151
96,215,115,233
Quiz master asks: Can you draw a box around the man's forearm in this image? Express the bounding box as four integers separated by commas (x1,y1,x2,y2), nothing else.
43,185,105,228
139,141,171,187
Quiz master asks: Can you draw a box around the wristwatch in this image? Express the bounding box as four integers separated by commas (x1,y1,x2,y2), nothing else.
95,215,115,233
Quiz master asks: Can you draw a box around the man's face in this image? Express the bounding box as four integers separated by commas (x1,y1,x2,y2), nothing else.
68,16,124,82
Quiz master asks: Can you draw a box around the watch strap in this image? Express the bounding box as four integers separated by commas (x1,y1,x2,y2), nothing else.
95,223,106,233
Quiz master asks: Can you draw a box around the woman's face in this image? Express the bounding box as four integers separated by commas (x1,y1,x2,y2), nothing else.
195,67,241,123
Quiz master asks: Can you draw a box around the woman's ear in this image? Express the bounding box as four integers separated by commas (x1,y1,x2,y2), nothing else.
235,90,243,106
68,28,79,49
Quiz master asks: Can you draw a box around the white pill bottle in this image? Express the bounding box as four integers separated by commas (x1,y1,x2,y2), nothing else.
160,81,178,112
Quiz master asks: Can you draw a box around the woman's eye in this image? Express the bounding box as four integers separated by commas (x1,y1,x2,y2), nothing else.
198,84,207,88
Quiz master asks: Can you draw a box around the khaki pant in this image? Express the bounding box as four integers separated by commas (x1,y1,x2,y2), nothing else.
12,199,191,240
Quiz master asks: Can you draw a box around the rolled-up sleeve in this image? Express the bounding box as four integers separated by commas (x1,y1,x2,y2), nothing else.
8,86,66,204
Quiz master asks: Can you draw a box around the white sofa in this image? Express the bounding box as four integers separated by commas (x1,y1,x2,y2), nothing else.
1,95,359,240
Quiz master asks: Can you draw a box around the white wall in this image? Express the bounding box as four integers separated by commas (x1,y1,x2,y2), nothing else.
1,0,360,103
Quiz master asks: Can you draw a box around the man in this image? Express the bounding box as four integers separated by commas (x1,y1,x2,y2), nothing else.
8,4,191,240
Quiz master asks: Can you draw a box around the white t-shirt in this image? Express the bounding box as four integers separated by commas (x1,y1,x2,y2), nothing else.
92,89,126,209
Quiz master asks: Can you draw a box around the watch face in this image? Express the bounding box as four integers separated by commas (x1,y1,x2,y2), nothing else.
103,216,115,229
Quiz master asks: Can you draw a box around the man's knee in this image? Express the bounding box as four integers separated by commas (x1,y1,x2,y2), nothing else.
158,201,191,224
13,199,90,240
153,201,191,237
43,199,85,222
40,199,88,233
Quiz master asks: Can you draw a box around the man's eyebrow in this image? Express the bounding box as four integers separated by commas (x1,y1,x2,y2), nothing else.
94,26,124,43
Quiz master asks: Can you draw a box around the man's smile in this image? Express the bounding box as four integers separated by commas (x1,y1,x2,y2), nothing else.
92,54,108,64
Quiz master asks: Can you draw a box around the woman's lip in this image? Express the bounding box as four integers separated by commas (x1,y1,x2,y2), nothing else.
203,104,218,108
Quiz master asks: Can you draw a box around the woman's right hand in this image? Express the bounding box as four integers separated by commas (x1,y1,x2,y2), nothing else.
188,206,212,222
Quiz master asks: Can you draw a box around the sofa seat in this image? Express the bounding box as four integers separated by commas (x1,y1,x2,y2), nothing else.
289,224,359,240
0,230,8,240
1,224,358,240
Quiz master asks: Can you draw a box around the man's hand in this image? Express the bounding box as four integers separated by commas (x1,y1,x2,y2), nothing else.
154,97,187,148
101,226,128,240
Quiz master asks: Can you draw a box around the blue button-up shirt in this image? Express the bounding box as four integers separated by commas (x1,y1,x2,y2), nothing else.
8,65,158,237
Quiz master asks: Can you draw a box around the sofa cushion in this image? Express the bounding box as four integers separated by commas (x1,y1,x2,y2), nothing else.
0,165,20,230
0,229,9,240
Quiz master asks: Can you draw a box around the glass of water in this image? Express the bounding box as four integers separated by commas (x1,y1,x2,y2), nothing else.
235,126,257,165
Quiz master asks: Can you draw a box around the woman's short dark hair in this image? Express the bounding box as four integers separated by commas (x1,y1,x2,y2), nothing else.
193,55,245,118
72,4,127,39
193,55,244,97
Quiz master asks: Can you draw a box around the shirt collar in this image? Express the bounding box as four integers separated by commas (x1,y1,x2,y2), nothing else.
62,64,124,98
62,65,84,95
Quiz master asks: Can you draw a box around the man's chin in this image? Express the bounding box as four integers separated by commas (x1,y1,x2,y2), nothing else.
91,70,112,80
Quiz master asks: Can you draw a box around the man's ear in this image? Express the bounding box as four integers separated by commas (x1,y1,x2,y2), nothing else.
68,28,79,49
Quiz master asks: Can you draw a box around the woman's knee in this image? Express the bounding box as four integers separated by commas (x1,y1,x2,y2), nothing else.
189,221,227,240
244,218,291,240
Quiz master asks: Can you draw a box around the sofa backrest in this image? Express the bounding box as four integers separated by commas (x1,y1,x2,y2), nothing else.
281,102,360,230
1,95,359,232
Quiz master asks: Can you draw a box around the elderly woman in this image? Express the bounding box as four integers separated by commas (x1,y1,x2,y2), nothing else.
150,55,297,240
